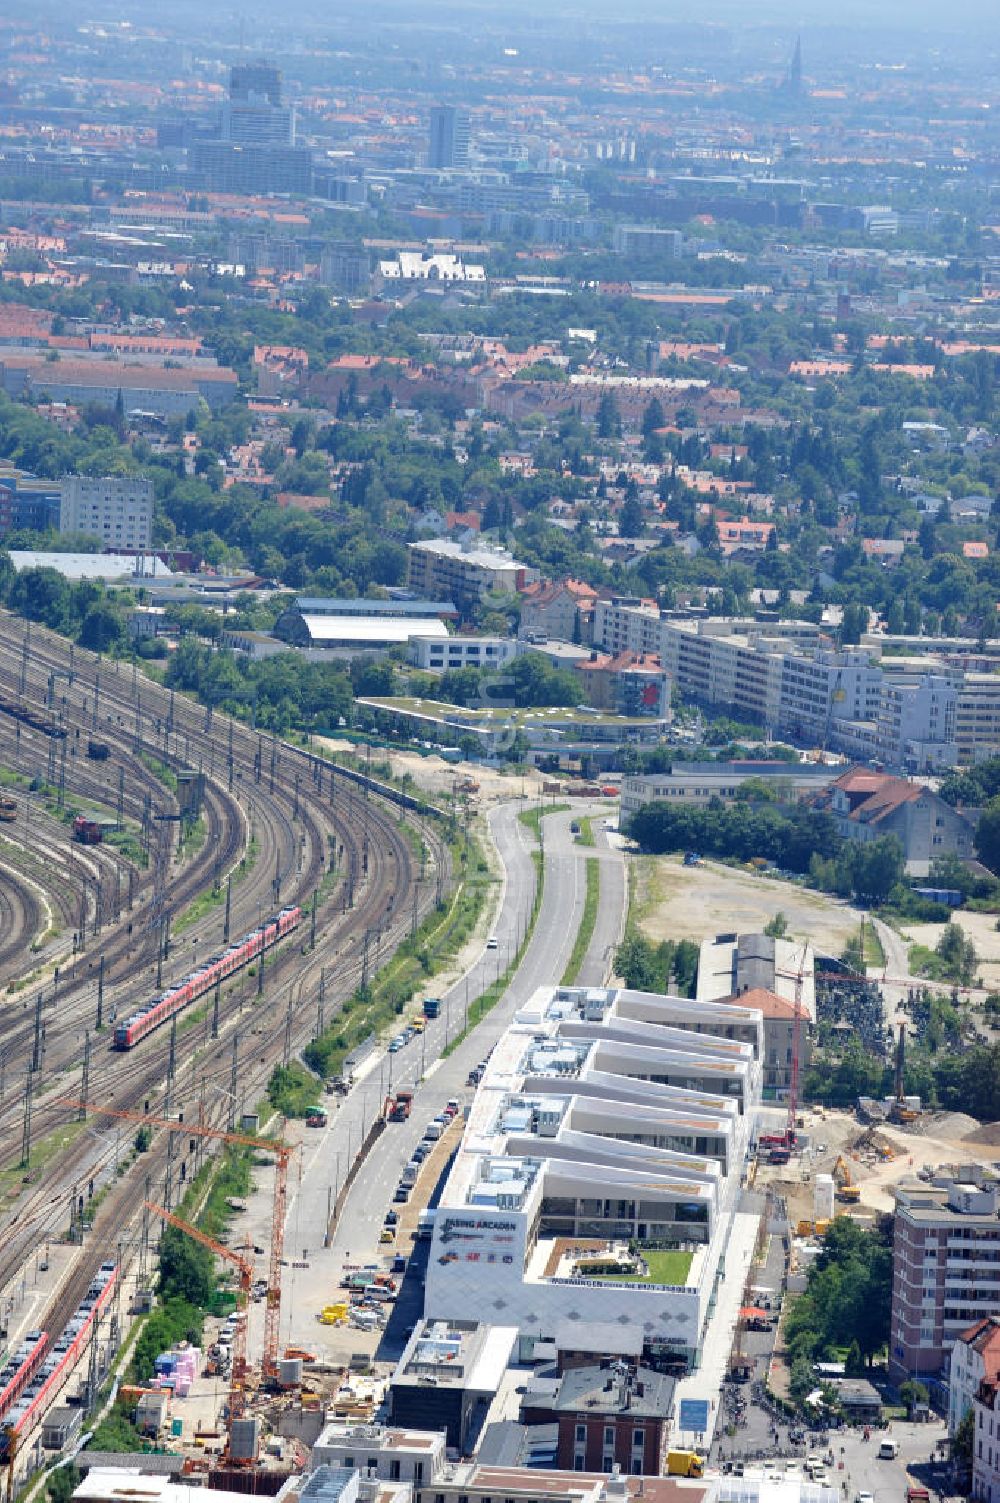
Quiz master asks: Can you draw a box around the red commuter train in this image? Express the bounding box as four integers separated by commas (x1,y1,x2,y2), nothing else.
0,1263,117,1459
113,905,301,1049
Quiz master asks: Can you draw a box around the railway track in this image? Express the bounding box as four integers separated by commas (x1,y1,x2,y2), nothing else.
0,613,452,1314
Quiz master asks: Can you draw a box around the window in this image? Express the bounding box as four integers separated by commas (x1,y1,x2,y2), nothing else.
390,1462,401,1482
415,1464,424,1484
633,1429,645,1448
576,1425,586,1442
604,1426,615,1446
602,1456,614,1473
344,1458,354,1469
574,1459,585,1473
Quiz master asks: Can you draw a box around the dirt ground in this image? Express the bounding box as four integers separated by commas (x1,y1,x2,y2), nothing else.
634,855,867,956
758,1103,1000,1224
313,737,544,807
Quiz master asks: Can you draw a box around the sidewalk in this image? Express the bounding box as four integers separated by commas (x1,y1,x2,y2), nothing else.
672,1204,762,1450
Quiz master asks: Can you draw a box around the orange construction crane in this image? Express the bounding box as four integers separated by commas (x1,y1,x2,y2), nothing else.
58,1099,294,1379
146,1201,253,1447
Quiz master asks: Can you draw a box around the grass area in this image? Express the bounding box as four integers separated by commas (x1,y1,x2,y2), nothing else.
576,816,596,847
302,826,494,1084
173,835,259,938
267,1060,322,1118
518,802,570,838
0,1113,90,1203
592,1249,694,1286
561,858,599,986
908,942,962,983
178,813,206,859
104,826,148,868
862,919,885,968
361,694,658,729
138,751,178,794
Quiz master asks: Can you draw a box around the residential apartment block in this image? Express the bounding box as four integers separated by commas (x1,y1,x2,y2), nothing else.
591,604,997,770
59,475,154,551
949,1317,1000,1436
407,539,536,611
974,1376,1000,1503
890,1176,1000,1385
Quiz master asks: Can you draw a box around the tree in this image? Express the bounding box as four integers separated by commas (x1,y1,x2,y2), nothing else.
48,1466,81,1503
641,397,666,437
840,600,867,645
975,796,1000,874
596,392,621,439
157,1224,214,1307
900,1379,929,1416
764,911,788,938
79,601,125,653
619,492,644,538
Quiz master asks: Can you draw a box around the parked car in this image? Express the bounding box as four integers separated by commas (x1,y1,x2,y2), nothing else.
388,1036,405,1053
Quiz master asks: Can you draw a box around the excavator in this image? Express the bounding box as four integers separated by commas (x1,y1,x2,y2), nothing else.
833,1154,861,1204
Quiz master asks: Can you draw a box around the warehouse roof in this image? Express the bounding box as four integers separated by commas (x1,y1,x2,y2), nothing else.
299,615,449,645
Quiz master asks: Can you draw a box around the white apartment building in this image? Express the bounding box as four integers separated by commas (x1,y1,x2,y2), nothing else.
956,674,1000,765
974,1378,1000,1503
948,1318,1000,1437
407,540,537,611
875,675,957,771
424,984,763,1366
59,475,154,551
408,636,518,673
592,605,970,770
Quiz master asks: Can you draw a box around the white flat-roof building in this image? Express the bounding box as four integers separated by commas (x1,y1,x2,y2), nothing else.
424,985,763,1366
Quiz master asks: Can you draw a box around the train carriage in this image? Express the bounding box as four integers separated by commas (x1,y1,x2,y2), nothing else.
113,905,301,1049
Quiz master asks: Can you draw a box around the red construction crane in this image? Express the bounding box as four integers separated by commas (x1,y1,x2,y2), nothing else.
146,1201,253,1446
58,1099,294,1379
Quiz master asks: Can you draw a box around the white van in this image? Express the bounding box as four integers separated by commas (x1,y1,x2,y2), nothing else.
878,1439,899,1460
423,1121,443,1141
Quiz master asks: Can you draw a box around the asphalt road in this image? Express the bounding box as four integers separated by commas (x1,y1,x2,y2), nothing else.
264,799,627,1353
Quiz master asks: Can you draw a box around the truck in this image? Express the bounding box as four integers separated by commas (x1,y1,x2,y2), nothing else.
0,797,15,823
416,1210,436,1241
422,998,441,1020
667,1452,704,1478
391,1089,414,1122
341,1271,396,1293
400,1164,419,1188
305,1108,328,1128
73,816,103,845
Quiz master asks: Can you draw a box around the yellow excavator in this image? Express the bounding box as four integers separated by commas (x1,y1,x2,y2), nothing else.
834,1154,862,1203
